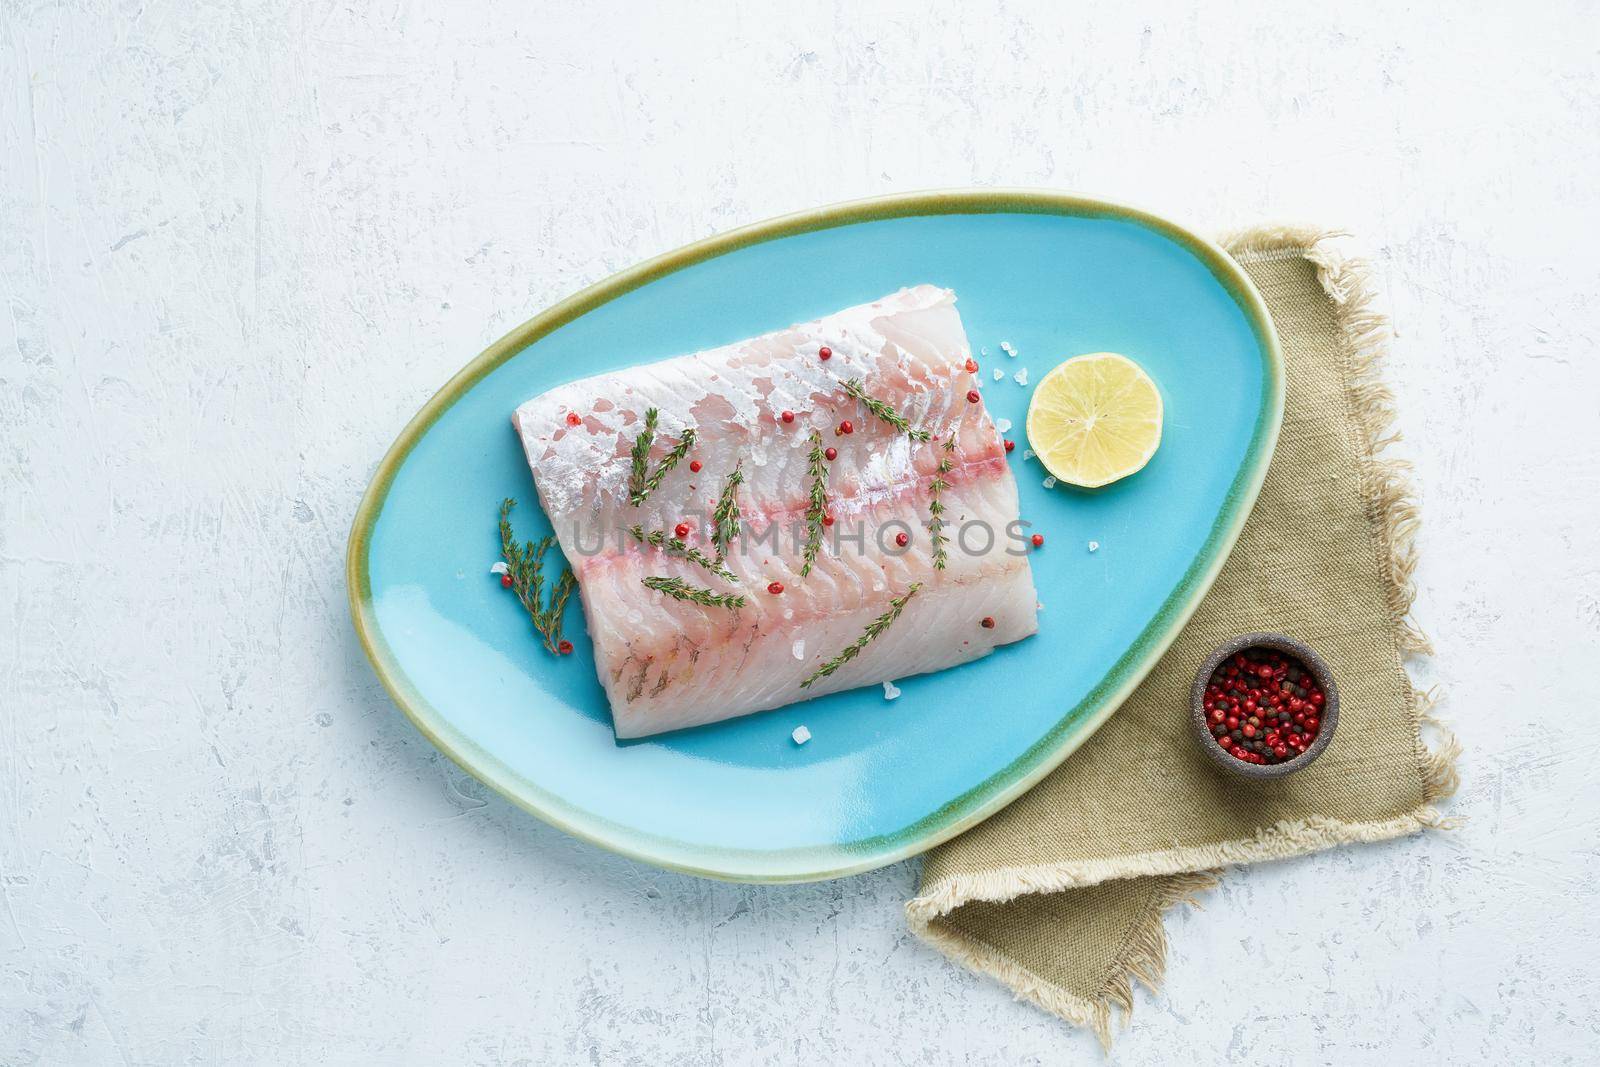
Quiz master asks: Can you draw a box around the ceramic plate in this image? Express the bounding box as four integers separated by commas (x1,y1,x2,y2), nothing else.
347,190,1282,882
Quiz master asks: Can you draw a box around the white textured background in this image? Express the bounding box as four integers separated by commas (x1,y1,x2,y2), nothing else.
4,1,1598,1063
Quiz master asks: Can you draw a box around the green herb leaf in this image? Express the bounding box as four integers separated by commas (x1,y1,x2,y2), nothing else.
499,498,577,655
629,524,737,582
642,575,747,610
710,462,744,562
800,582,921,689
627,408,696,506
843,379,931,441
627,408,658,502
928,435,956,570
633,428,695,505
800,432,827,578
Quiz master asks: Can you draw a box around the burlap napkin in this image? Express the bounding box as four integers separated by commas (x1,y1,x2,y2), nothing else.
906,227,1460,1046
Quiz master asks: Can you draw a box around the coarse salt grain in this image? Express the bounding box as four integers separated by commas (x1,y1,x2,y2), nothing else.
791,638,806,660
490,561,509,576
1014,368,1029,386
1023,448,1036,460
791,725,811,745
882,680,901,700
995,418,1012,433
1088,540,1100,552
1043,476,1057,488
992,368,1004,381
1000,341,1016,356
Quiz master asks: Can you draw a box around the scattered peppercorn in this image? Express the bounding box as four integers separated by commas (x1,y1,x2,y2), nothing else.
500,573,514,588
1203,646,1326,766
965,389,980,404
965,358,979,374
818,346,832,361
565,412,581,427
1031,533,1044,548
824,446,838,461
767,580,784,595
674,522,690,539
1004,439,1015,453
557,639,573,655
895,532,909,547
822,513,835,527
837,420,854,436
689,460,702,473
781,410,795,424
980,616,996,629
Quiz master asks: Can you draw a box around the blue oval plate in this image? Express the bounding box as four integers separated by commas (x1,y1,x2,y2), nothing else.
347,191,1282,883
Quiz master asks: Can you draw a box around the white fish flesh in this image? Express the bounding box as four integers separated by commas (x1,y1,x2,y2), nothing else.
513,286,1038,738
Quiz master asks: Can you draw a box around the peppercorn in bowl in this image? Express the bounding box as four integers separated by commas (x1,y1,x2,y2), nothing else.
1191,633,1339,779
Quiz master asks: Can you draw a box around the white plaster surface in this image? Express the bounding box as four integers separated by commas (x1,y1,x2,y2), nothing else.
3,1,1598,1062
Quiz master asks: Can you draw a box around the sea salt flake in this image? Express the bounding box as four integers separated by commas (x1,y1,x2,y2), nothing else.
995,418,1012,433
1014,368,1029,386
1000,341,1016,357
882,681,901,700
489,561,509,576
980,346,989,356
1088,540,1100,552
1023,448,1036,460
992,368,1004,381
1043,476,1057,488
792,638,806,660
791,725,812,745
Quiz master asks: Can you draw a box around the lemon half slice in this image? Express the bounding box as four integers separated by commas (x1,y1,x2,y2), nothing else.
1025,352,1163,488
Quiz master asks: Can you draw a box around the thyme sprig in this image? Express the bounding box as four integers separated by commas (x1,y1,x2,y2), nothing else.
628,408,658,500
800,582,921,689
710,462,743,562
636,429,695,503
627,407,696,505
842,379,931,441
498,498,577,654
800,432,827,578
927,434,956,570
629,524,736,582
642,575,747,610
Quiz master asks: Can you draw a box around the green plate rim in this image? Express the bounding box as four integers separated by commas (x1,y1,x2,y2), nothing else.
345,188,1285,883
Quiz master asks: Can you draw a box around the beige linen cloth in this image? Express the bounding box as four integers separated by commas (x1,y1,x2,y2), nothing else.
906,227,1459,1046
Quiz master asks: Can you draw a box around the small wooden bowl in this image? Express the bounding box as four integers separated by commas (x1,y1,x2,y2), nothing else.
1191,633,1339,780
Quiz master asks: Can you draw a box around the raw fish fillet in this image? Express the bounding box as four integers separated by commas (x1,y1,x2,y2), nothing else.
513,286,1038,738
